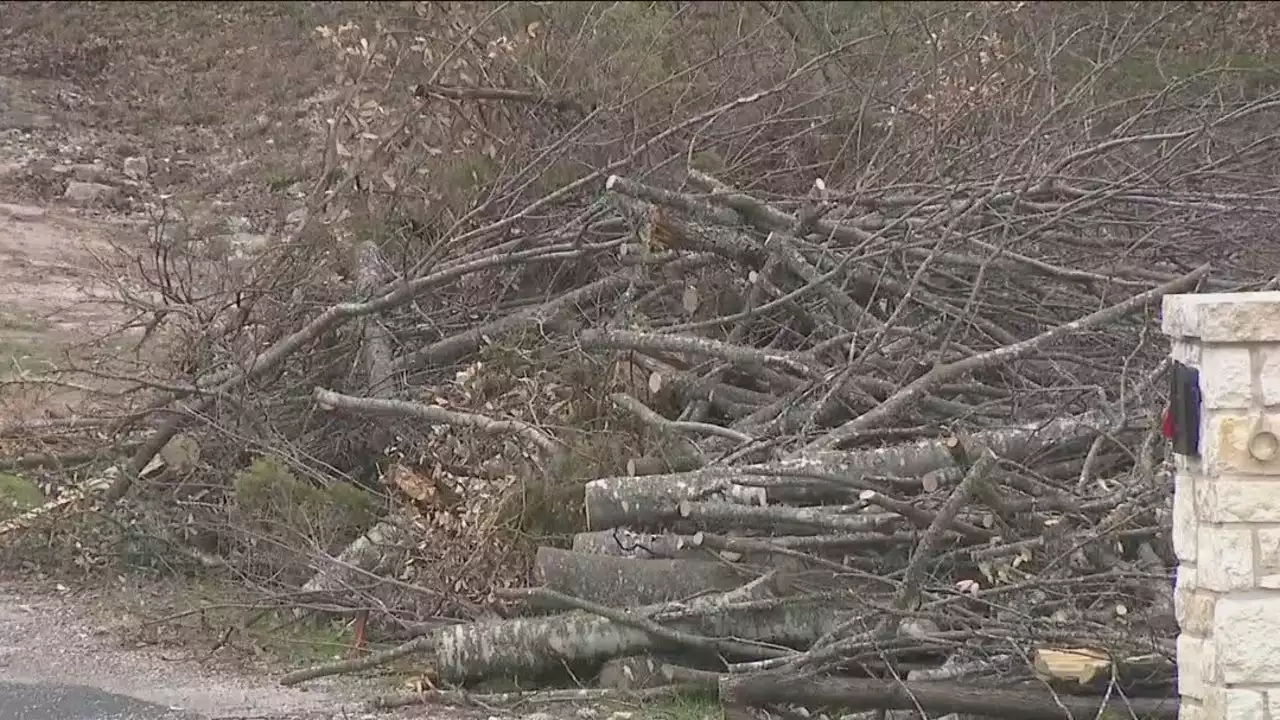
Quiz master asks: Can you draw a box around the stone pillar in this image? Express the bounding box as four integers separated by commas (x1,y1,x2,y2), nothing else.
1162,292,1280,720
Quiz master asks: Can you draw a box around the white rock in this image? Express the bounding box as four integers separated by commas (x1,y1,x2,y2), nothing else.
62,181,115,205
71,163,108,183
284,207,307,236
0,202,46,222
228,232,271,255
123,156,148,180
224,215,253,234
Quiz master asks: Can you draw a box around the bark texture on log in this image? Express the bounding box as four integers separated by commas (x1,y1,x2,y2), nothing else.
777,411,1126,479
571,529,717,559
431,596,843,682
535,546,748,607
719,674,1179,720
584,471,766,530
298,513,413,601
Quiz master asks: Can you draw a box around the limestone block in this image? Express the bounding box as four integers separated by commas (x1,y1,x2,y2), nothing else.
1195,525,1254,591
1176,586,1215,637
1199,345,1280,409
1179,698,1205,720
1173,473,1198,563
1177,633,1207,700
1203,687,1268,720
1214,595,1280,683
1205,414,1280,477
1199,346,1253,409
1163,292,1280,342
1195,476,1280,523
1256,528,1280,589
1170,338,1201,367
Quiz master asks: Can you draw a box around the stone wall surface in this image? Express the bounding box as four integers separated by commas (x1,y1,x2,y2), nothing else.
1163,292,1280,720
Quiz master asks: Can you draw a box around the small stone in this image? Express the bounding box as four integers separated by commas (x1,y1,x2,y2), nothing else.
71,162,109,183
0,111,54,130
123,156,148,180
0,202,46,222
63,180,115,205
224,215,253,234
284,207,307,236
228,232,271,255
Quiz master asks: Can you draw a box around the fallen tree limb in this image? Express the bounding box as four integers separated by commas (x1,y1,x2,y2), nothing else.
534,546,749,607
610,392,753,444
571,529,719,559
807,262,1210,451
679,500,899,536
584,471,766,530
394,270,637,371
313,387,566,462
295,511,414,616
429,577,856,683
111,240,607,501
718,674,1179,720
500,585,794,661
371,684,682,710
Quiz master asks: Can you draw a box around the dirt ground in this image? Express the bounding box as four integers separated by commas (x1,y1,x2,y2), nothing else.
0,582,401,719
0,70,427,720
0,5,489,718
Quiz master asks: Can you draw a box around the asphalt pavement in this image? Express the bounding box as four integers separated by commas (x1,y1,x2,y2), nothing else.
0,681,200,720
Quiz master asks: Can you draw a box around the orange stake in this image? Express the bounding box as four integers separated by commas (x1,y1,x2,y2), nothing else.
349,608,369,658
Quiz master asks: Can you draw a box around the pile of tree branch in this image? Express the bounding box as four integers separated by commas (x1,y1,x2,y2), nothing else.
239,158,1256,717
11,7,1280,714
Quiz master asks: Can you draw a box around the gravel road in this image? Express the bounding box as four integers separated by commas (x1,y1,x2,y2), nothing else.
0,583,394,720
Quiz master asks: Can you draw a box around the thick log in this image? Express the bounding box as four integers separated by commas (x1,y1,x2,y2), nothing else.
431,591,842,683
1033,646,1175,693
680,500,899,536
572,529,714,559
571,529,908,559
534,546,748,607
584,470,766,531
596,655,668,690
584,411,1131,531
719,674,1179,720
774,411,1132,482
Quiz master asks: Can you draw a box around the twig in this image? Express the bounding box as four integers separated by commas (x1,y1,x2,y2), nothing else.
807,263,1210,451
313,387,566,462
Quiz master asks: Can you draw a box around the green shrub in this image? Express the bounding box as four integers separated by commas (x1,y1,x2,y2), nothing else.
231,456,380,546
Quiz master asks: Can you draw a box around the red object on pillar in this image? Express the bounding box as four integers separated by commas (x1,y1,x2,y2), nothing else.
1162,406,1175,440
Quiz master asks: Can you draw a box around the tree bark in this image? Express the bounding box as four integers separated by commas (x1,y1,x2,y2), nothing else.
534,546,749,607
719,674,1179,720
584,471,766,531
431,593,840,683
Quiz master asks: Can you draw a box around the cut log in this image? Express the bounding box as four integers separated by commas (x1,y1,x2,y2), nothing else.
572,529,716,559
297,513,413,604
719,674,1179,720
430,589,843,683
584,471,766,531
534,546,749,607
584,411,1127,531
571,529,909,559
679,500,899,536
596,655,668,690
1033,646,1176,692
773,411,1133,480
